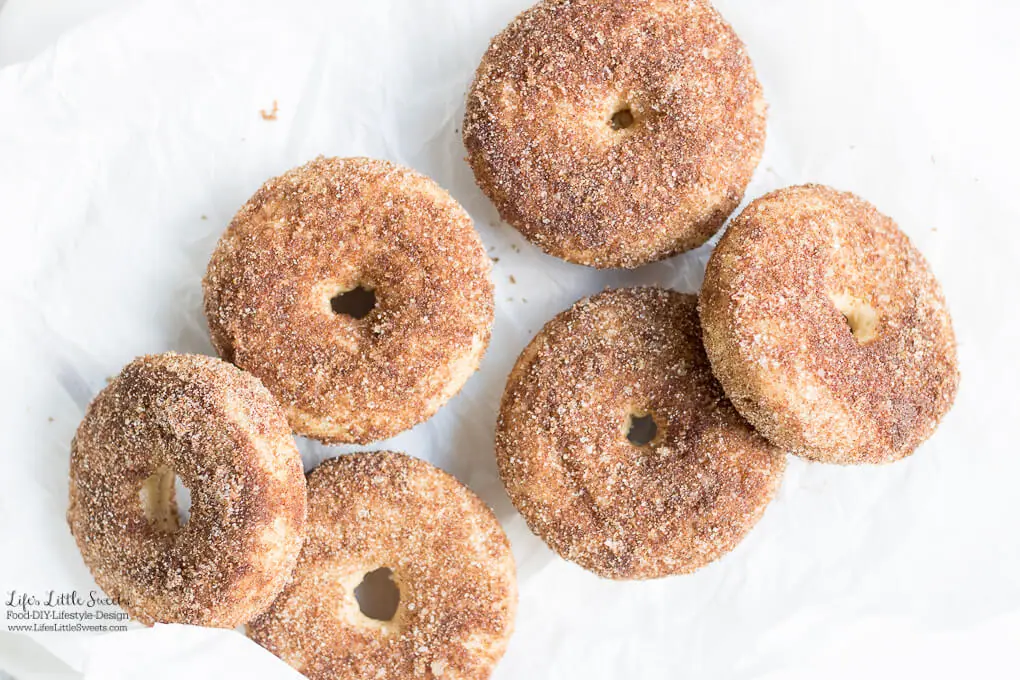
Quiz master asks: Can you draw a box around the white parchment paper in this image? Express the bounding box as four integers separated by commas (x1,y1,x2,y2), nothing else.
1,0,1018,677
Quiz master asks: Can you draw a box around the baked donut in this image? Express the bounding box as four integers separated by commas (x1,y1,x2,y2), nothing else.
463,0,767,269
67,353,307,627
495,288,784,579
249,452,517,680
204,157,494,444
699,185,960,464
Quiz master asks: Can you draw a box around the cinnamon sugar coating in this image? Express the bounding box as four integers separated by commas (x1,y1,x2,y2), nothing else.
203,157,494,444
67,353,307,627
249,452,517,680
463,0,767,268
496,288,784,579
699,185,960,464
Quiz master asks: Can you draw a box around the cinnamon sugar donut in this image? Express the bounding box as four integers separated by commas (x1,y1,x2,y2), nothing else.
463,0,767,269
699,185,960,464
204,157,494,444
67,353,307,627
249,452,517,680
496,288,784,579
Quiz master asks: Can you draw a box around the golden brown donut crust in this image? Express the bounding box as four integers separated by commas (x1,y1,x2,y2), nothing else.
249,452,517,680
495,288,784,579
203,157,494,444
699,185,960,464
67,353,307,627
463,0,767,269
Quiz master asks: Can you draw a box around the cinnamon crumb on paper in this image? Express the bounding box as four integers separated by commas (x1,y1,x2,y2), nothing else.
260,100,279,121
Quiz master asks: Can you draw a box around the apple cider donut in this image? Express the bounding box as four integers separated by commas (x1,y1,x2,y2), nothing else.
463,0,767,268
495,288,784,579
699,185,960,464
67,353,307,627
249,452,517,680
204,157,494,444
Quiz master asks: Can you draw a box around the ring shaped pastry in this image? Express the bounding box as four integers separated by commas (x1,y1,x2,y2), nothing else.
68,353,307,627
249,452,517,680
699,185,959,464
464,0,767,268
204,157,494,444
496,288,784,578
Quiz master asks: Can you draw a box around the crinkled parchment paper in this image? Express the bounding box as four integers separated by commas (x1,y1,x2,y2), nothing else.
1,0,1018,677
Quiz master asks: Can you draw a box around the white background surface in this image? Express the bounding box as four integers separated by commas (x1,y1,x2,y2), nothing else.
0,0,1018,678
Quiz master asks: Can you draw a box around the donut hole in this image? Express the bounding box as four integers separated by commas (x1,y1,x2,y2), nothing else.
830,293,879,343
609,107,636,131
139,466,191,532
354,567,400,621
330,286,377,320
626,412,658,446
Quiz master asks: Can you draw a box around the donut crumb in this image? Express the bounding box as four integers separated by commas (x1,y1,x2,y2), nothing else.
260,100,279,120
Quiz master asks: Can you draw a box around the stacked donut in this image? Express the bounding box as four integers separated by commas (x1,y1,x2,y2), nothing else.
69,158,517,679
469,0,959,580
66,0,959,676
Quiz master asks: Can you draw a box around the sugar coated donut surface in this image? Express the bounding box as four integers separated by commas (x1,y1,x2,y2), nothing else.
67,353,307,627
204,157,494,444
699,185,960,464
464,0,767,268
249,452,517,680
496,288,784,579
